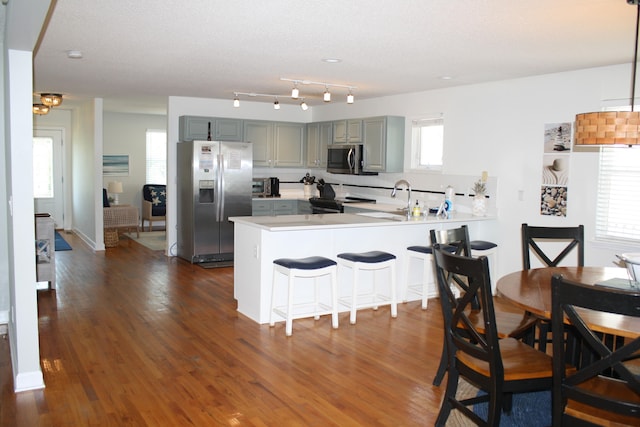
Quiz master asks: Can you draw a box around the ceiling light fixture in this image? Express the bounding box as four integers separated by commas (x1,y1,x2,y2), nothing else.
40,93,63,107
300,99,308,111
574,0,640,146
233,94,240,107
280,78,356,104
274,98,280,110
32,104,50,115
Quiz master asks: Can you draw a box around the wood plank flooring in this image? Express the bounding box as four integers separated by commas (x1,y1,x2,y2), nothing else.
0,232,453,426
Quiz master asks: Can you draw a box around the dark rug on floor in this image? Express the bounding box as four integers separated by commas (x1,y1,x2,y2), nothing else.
55,231,72,251
473,390,551,426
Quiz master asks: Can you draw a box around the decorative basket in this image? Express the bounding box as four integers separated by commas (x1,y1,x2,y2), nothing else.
104,230,119,248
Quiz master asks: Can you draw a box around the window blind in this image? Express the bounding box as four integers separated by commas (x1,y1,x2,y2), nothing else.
596,147,640,243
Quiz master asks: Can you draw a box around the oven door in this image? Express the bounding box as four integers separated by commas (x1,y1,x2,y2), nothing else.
309,198,344,214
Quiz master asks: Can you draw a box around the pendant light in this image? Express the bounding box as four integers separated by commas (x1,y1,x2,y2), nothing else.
574,0,640,146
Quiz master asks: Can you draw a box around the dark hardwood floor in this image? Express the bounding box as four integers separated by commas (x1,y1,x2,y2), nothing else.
0,232,451,426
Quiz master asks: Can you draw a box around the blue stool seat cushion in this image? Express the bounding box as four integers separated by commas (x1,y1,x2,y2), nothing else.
469,240,497,250
407,244,456,254
337,251,396,263
273,256,337,270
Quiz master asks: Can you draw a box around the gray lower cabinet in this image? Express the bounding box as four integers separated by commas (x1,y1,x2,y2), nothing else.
245,120,305,168
179,116,243,141
297,200,312,214
306,121,332,168
362,116,405,173
252,199,297,216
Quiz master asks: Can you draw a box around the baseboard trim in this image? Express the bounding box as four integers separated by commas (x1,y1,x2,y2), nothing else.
14,370,45,392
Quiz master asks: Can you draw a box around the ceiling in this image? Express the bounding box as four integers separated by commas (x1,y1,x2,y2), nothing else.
30,0,640,114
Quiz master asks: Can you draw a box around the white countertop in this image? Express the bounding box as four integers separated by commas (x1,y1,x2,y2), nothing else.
230,212,493,231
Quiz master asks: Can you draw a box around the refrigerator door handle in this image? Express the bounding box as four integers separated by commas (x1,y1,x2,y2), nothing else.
218,153,225,220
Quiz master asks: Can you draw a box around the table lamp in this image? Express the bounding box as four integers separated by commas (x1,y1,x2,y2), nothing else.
107,181,123,205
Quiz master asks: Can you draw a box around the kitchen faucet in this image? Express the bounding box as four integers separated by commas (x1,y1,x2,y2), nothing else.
391,179,412,218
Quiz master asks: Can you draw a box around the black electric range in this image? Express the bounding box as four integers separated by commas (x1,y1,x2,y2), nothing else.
308,196,376,214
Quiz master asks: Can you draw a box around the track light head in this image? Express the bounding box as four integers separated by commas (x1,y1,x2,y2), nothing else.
300,100,308,111
274,99,280,110
324,88,331,102
233,94,240,107
347,91,354,104
291,85,299,99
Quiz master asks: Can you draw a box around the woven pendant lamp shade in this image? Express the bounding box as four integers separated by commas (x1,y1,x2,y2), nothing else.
574,111,640,146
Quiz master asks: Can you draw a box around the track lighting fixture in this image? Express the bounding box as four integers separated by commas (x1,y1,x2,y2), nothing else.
300,99,308,111
274,99,280,110
280,78,356,104
323,87,331,102
233,94,240,107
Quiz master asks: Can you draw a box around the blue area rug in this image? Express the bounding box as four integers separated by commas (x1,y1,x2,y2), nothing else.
473,390,551,426
55,231,72,251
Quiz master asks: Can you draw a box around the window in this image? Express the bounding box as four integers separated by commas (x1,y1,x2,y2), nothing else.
33,136,54,198
410,117,444,170
596,147,640,243
146,129,167,185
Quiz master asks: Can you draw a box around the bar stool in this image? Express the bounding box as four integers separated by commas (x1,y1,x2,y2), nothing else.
336,251,397,324
404,244,456,309
469,240,498,294
270,256,339,336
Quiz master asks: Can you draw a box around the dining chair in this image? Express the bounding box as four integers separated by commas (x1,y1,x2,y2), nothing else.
430,225,536,387
521,223,585,353
433,247,554,426
551,274,640,426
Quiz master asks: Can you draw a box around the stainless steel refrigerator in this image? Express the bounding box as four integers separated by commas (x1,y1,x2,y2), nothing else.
177,140,253,264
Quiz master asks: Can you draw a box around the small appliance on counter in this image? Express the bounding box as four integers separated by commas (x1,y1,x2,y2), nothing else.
252,177,280,197
309,179,376,213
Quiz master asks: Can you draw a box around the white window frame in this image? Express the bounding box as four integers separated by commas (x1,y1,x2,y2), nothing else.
410,116,444,171
146,129,167,185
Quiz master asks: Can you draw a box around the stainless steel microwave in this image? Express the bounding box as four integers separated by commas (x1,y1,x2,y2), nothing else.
327,144,366,175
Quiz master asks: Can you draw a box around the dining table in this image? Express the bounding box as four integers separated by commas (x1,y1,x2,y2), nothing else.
496,266,640,339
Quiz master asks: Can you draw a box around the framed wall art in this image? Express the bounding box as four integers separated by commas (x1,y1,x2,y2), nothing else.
103,155,129,176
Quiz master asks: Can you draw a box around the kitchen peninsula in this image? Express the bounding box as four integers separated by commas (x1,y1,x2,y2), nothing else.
230,211,496,323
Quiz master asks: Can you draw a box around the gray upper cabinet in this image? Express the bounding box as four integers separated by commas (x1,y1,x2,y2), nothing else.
244,120,274,167
274,122,305,168
306,121,332,168
179,116,243,141
332,119,362,143
245,120,305,168
362,116,405,173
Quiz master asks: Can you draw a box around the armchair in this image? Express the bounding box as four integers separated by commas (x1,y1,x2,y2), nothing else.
142,184,166,232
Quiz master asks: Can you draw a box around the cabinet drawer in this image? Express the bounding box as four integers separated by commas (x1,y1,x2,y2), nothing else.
272,200,296,213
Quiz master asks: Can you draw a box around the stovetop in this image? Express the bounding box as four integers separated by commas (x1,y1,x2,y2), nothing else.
309,196,376,205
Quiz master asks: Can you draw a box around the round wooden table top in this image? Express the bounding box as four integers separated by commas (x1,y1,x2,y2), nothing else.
497,266,640,339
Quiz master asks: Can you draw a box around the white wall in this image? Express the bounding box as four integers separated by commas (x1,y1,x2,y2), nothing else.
168,64,639,280
102,111,167,210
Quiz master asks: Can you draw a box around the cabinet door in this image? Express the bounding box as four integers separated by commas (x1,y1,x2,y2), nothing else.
272,200,296,215
252,199,273,216
317,122,332,167
215,119,243,141
274,123,305,168
363,117,386,172
306,123,320,167
179,116,214,141
245,121,273,167
333,120,347,143
347,119,363,143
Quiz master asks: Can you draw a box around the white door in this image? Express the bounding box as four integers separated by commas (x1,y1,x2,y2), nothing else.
33,129,64,229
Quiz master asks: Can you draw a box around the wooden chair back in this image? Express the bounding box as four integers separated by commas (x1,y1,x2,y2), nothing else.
551,274,640,426
522,223,584,269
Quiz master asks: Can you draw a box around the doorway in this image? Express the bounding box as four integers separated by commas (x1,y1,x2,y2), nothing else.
33,129,64,229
